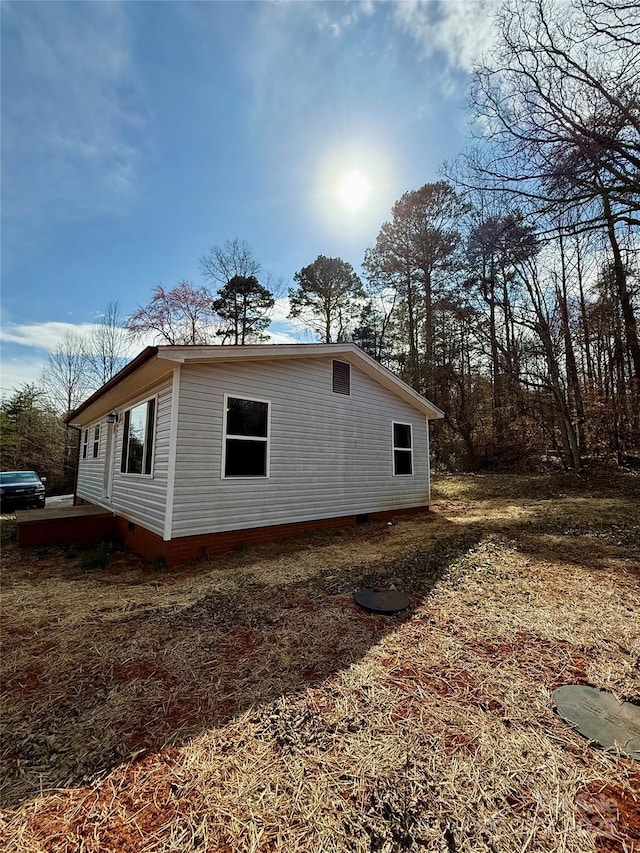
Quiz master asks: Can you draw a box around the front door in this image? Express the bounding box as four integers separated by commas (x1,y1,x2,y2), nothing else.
103,422,116,502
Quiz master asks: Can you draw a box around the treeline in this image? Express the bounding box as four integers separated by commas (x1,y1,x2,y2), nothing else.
0,386,75,493
350,184,638,470
287,0,640,471
3,0,637,480
1,304,135,492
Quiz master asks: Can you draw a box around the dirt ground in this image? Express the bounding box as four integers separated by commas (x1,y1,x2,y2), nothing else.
1,472,639,852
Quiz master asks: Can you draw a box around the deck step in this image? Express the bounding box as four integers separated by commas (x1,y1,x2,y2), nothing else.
16,506,116,548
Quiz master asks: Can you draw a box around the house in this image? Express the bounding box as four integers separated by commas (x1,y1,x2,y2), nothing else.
65,344,444,565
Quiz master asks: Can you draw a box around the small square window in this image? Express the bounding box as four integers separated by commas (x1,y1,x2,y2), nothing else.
227,398,268,437
393,423,412,449
394,449,413,475
225,439,267,477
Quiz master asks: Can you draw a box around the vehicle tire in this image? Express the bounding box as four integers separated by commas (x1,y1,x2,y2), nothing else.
37,499,45,509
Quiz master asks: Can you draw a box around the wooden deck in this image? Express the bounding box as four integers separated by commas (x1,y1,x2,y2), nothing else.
16,505,116,548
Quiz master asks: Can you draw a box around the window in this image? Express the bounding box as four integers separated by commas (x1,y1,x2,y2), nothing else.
223,395,270,478
393,422,413,475
82,430,89,459
92,424,100,458
120,398,156,475
332,360,351,395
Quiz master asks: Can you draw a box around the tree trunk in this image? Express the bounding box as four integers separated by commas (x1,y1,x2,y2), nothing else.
575,235,595,384
486,258,503,446
405,265,420,391
523,270,582,471
557,232,586,451
602,192,640,387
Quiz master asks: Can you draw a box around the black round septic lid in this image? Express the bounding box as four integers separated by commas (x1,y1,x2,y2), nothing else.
553,684,640,760
354,588,411,614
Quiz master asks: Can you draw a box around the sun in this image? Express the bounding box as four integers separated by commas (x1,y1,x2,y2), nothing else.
336,168,372,212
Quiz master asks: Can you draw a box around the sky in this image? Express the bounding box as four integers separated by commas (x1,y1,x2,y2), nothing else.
1,0,498,395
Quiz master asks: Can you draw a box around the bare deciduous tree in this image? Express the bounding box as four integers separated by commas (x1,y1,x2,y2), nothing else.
40,331,93,415
86,301,134,386
126,282,220,345
470,0,640,226
200,238,262,288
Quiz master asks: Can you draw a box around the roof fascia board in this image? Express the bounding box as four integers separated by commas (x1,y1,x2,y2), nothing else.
156,343,355,363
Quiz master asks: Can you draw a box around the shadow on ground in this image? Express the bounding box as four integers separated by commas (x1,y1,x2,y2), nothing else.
1,513,475,808
2,470,638,809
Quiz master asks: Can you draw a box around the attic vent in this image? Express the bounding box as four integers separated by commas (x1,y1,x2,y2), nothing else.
332,360,351,395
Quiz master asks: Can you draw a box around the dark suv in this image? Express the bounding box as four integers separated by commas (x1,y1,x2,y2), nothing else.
0,471,46,511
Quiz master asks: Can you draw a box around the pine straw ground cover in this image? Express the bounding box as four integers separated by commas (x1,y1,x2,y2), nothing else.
1,472,639,853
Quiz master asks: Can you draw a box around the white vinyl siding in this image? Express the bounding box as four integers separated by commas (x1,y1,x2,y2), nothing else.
76,420,108,500
76,380,173,536
170,358,430,538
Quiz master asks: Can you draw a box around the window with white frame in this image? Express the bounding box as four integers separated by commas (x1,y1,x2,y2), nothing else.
223,395,270,478
393,422,413,475
120,398,156,475
82,430,89,459
92,424,100,458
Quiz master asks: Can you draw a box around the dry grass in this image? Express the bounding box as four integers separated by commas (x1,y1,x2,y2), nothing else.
1,471,639,852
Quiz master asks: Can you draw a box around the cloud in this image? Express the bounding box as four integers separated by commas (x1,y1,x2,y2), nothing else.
0,355,50,396
0,322,107,352
265,329,303,345
269,297,294,327
0,319,140,393
267,297,337,344
239,1,385,138
317,8,358,38
393,0,498,73
269,297,311,338
1,3,148,235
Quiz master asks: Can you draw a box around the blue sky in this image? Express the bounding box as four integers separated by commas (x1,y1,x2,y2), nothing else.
1,0,496,393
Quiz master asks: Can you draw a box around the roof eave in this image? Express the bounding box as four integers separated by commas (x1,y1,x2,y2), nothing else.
65,347,159,425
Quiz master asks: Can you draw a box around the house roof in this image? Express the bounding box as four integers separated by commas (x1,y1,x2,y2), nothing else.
66,343,445,426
